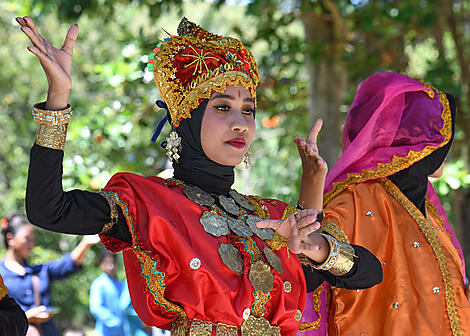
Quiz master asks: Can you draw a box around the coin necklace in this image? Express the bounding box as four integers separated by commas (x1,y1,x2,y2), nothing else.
178,181,283,294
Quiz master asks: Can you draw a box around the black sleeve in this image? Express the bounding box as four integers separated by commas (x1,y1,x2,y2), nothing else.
0,295,28,336
303,244,383,292
26,144,131,243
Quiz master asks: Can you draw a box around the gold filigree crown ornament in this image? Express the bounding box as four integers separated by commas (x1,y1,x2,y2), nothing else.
147,17,259,127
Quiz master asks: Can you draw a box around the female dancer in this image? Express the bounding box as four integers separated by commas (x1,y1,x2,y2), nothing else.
303,72,470,335
18,16,381,335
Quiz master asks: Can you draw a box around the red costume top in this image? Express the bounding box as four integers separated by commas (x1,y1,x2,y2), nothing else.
100,173,306,335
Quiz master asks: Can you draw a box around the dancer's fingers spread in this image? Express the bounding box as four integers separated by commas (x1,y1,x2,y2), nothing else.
256,219,282,230
306,119,323,144
24,16,41,36
21,26,48,54
16,17,26,26
62,24,79,53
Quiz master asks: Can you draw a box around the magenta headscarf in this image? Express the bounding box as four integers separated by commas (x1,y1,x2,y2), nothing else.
323,72,465,280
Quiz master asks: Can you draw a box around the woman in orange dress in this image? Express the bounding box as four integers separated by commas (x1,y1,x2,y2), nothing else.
309,72,469,335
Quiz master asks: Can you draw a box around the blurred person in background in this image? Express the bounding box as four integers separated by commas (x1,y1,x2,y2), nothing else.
0,213,99,336
90,252,124,336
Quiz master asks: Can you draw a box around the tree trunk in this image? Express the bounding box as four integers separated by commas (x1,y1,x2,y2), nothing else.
301,3,347,166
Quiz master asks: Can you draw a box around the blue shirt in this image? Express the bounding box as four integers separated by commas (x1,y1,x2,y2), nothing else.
120,284,150,336
0,253,81,336
90,273,125,336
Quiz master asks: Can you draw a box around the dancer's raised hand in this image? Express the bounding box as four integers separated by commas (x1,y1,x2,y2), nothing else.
294,119,328,179
16,16,78,107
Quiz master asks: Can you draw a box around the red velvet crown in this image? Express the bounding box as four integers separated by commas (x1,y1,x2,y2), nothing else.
148,17,259,127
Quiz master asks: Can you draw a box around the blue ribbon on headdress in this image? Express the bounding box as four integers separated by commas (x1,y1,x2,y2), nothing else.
151,100,171,148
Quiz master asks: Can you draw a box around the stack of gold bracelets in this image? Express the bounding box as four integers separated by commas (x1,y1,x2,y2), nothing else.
300,233,356,276
32,102,72,150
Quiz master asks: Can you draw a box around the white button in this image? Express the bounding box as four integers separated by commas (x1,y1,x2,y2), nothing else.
433,287,440,293
189,257,201,270
25,289,32,295
243,308,251,320
366,211,373,216
413,242,420,248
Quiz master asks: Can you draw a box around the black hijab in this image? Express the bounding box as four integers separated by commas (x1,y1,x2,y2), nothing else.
388,93,456,215
172,100,235,195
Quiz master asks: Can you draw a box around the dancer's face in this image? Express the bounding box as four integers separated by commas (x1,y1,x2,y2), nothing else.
201,85,256,166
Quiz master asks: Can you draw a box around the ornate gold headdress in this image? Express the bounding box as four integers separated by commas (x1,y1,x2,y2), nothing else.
148,17,259,127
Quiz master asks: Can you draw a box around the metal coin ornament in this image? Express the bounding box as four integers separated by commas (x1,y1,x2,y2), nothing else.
227,217,252,238
218,243,244,274
165,131,182,163
229,190,255,212
184,185,215,207
200,211,230,237
246,215,275,240
219,195,241,216
263,247,283,274
248,260,274,293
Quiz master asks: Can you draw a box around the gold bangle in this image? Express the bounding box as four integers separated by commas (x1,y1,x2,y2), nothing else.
300,234,357,276
32,102,73,125
36,124,68,150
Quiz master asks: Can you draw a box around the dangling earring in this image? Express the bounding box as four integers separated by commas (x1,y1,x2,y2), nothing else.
165,129,182,163
243,151,252,169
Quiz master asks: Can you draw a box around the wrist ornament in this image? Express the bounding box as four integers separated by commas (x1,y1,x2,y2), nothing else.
32,102,72,150
300,233,356,276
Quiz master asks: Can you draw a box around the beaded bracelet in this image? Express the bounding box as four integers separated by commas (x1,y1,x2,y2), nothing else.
32,102,73,125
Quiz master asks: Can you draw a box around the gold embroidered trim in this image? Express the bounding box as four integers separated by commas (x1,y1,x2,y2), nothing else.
0,276,8,301
380,178,462,336
324,86,452,206
110,193,187,318
245,195,270,219
318,220,349,244
426,199,451,239
265,233,286,251
132,248,187,318
298,285,324,331
252,290,270,318
36,124,68,150
282,205,298,220
189,318,212,336
98,191,119,233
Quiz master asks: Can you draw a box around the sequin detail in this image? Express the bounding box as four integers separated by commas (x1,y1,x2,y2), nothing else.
380,178,462,335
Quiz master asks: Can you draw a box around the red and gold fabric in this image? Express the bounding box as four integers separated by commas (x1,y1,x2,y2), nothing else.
100,173,306,335
0,275,8,301
148,18,259,126
323,178,470,335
